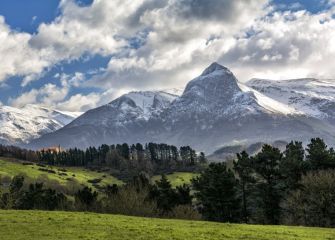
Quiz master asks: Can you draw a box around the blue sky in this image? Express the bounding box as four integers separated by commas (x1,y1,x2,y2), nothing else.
0,0,334,111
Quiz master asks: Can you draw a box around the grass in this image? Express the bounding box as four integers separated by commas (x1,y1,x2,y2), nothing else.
0,158,195,191
152,172,199,187
0,158,123,190
0,210,334,240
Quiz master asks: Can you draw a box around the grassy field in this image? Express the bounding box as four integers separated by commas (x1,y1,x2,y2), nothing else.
152,172,199,187
0,210,334,240
0,158,123,190
0,158,197,190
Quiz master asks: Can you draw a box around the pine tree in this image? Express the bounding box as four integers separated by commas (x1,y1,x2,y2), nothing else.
192,163,240,222
233,151,254,223
280,141,306,190
253,145,283,224
306,138,335,170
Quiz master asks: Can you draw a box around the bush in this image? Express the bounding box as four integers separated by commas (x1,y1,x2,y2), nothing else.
75,187,99,211
103,184,157,217
166,205,201,220
282,170,335,227
87,178,102,184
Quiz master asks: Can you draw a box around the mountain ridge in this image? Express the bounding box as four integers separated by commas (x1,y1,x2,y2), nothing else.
0,104,82,145
28,63,335,153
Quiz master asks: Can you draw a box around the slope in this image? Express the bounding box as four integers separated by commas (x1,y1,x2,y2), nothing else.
0,210,334,240
0,104,82,145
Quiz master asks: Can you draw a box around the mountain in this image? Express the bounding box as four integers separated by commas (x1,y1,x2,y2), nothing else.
247,78,335,122
0,104,82,145
207,140,288,162
29,91,178,148
29,63,335,153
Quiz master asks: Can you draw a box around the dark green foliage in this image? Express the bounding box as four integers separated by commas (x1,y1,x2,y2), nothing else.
20,183,66,210
233,151,254,223
252,145,284,224
176,184,192,205
0,175,24,209
280,141,306,190
75,187,98,209
1,176,66,210
282,170,335,227
306,138,335,170
105,184,118,197
149,175,193,214
150,175,177,213
192,163,240,222
34,143,205,176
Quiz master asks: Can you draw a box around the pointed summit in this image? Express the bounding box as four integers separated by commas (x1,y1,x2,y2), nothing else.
201,62,231,76
183,62,239,98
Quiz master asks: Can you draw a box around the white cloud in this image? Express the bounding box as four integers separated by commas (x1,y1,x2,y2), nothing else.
2,0,335,111
218,9,335,80
55,93,101,112
10,83,69,108
88,0,270,89
0,16,48,84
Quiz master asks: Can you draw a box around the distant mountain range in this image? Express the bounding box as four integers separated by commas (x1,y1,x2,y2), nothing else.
24,63,335,154
247,78,335,122
0,104,81,145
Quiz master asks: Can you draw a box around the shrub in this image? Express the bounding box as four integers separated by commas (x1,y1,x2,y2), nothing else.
282,170,335,227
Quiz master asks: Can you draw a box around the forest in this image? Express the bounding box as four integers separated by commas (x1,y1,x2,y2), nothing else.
0,138,335,227
0,143,206,179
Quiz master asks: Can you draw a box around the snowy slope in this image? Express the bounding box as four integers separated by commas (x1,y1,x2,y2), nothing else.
247,78,335,120
237,83,299,115
0,104,82,145
164,63,297,125
29,63,335,153
70,91,178,128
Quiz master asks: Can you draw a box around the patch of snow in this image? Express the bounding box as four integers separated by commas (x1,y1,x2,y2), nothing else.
0,104,82,144
238,83,299,115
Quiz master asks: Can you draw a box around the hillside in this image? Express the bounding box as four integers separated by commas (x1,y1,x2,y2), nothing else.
0,157,195,189
0,158,122,191
0,104,81,145
0,210,334,240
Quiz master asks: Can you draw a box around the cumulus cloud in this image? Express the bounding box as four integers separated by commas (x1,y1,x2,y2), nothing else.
9,70,127,112
88,0,270,89
3,0,335,111
219,9,335,80
0,16,48,84
10,82,69,108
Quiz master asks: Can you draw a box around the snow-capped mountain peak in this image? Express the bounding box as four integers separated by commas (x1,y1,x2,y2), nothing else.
107,91,178,121
200,62,232,76
247,78,335,121
29,63,335,154
0,104,82,145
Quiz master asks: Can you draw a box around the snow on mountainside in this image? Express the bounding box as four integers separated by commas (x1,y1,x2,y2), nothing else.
0,104,82,145
69,91,177,128
238,83,299,115
247,78,335,121
29,63,335,153
164,63,297,125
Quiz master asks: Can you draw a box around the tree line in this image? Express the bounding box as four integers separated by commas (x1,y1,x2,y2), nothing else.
0,173,200,220
192,138,335,227
0,143,207,177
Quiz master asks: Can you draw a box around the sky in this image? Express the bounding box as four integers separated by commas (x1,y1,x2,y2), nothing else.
0,0,334,112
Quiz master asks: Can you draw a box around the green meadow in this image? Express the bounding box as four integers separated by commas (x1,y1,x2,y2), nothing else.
0,158,122,190
0,210,334,240
0,157,197,190
152,171,199,187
